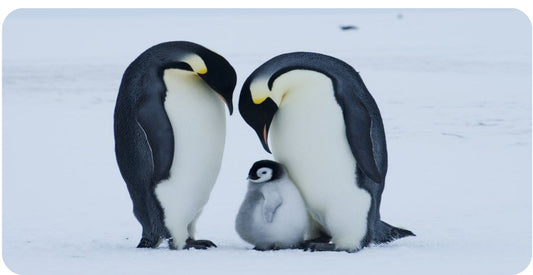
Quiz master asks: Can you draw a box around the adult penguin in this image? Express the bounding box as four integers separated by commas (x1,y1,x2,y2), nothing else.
114,41,236,250
238,52,413,252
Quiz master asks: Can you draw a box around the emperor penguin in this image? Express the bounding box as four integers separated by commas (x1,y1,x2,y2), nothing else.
235,160,309,250
238,52,414,252
114,41,236,250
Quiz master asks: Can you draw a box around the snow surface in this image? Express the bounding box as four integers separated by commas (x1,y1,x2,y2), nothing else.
2,8,531,275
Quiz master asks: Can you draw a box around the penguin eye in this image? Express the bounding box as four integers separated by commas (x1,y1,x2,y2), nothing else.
257,168,271,178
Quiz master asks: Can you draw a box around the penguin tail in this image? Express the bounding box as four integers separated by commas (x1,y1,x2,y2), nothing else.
373,220,415,244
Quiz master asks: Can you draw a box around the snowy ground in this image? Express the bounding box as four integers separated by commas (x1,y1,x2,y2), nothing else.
2,9,531,275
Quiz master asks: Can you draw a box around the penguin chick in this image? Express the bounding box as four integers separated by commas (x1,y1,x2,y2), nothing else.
236,160,309,250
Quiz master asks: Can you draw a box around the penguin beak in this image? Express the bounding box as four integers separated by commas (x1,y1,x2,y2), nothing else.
226,99,234,115
257,97,278,154
225,99,234,115
239,91,278,154
259,124,271,154
199,75,235,115
193,52,236,116
247,174,260,181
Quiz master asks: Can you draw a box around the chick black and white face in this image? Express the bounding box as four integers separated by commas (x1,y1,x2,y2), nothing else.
249,167,274,183
247,160,284,184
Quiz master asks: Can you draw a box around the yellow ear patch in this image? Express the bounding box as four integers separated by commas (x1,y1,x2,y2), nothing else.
252,96,268,105
196,66,208,75
250,79,271,105
182,54,208,75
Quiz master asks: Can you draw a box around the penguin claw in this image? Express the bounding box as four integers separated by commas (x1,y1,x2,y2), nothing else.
303,235,332,245
300,234,333,251
137,237,161,248
253,246,282,251
303,242,337,252
168,238,178,250
183,238,217,250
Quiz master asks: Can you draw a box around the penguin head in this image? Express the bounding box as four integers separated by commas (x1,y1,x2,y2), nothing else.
157,41,237,114
238,86,278,153
191,47,237,115
239,52,331,153
238,65,294,153
247,160,285,183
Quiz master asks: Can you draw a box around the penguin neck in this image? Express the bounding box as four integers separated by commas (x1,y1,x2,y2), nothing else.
163,68,200,85
270,70,333,108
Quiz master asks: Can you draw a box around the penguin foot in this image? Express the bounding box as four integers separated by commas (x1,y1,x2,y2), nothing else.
303,234,332,245
253,246,282,251
168,238,178,250
253,246,271,251
303,242,361,253
136,237,161,248
183,238,217,250
303,242,338,252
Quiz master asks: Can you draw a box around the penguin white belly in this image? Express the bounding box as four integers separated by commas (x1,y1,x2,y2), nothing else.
154,69,226,249
258,183,308,249
237,182,308,250
269,71,371,251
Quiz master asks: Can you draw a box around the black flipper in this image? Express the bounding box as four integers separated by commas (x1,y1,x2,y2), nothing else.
337,95,384,183
262,189,283,223
136,92,174,183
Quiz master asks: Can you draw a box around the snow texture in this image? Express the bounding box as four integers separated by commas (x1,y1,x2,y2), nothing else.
2,8,531,275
